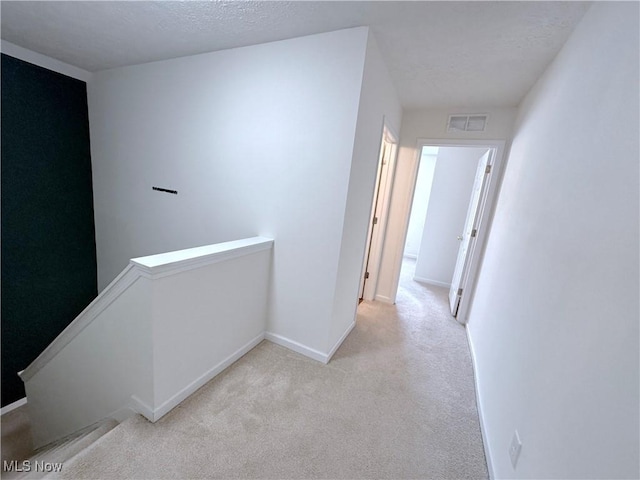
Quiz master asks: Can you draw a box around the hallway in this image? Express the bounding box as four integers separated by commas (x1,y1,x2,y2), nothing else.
44,255,487,479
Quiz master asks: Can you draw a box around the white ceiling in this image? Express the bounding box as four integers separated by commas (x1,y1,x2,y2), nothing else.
0,1,590,109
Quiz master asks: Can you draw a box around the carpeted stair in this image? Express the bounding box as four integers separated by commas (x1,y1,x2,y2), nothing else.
2,419,119,480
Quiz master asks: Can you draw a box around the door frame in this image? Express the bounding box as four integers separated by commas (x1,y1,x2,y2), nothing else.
359,120,399,302
386,138,507,323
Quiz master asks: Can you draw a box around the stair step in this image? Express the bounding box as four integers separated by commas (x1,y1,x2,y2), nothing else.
3,419,119,480
41,419,118,467
45,416,146,480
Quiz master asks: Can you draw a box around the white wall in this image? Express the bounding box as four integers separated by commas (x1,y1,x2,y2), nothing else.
328,32,402,352
467,3,639,479
414,147,487,286
377,107,516,302
152,249,270,412
24,237,273,447
25,275,155,447
404,152,436,258
88,28,370,357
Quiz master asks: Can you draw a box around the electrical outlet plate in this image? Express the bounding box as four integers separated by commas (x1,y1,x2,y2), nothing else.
509,430,522,469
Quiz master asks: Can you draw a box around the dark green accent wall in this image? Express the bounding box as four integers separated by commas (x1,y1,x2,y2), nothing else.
1,54,97,407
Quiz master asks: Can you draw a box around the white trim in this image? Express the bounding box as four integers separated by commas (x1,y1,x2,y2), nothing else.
403,253,418,259
361,120,399,302
374,294,394,304
151,333,266,422
413,276,451,288
326,321,356,362
136,325,350,422
1,397,27,415
131,237,273,278
130,396,155,423
1,41,92,82
466,327,495,479
385,140,425,305
265,332,328,364
19,266,141,382
382,114,400,145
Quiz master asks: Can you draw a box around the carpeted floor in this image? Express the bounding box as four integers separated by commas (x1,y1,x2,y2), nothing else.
52,258,488,479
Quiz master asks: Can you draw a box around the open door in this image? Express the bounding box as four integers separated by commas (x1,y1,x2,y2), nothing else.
359,128,397,302
449,149,492,316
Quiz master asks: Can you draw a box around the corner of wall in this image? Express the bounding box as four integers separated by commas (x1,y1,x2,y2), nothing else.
327,27,402,354
1,40,92,82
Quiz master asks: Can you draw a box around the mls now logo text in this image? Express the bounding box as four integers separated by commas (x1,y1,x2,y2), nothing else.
3,460,63,473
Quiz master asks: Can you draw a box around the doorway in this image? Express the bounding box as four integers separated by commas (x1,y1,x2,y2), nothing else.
359,125,398,303
383,139,506,323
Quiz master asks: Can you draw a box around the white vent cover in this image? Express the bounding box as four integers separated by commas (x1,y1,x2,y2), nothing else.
447,114,488,132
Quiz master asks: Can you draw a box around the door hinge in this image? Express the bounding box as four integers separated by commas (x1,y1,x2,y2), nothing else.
471,229,477,238
372,217,378,225
365,272,370,279
485,164,492,174
457,288,463,296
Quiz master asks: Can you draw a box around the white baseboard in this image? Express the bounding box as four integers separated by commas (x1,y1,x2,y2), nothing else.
466,327,494,479
413,275,451,288
326,321,356,363
141,332,266,422
130,395,155,422
1,397,27,415
374,294,394,304
265,332,328,364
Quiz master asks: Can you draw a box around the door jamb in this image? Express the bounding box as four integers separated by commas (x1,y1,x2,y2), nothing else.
359,119,399,302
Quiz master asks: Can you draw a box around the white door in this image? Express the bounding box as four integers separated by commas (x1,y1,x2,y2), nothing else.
360,139,393,301
449,149,492,316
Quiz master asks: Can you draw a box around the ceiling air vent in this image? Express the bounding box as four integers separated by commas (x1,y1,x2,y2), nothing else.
447,114,488,133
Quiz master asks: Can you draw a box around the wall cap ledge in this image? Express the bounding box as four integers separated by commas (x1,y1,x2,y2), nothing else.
19,236,274,382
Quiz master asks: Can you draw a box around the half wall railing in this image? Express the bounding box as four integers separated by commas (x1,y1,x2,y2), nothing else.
19,236,273,448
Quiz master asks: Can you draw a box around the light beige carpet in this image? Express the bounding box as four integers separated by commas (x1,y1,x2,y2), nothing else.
52,258,488,479
1,404,34,466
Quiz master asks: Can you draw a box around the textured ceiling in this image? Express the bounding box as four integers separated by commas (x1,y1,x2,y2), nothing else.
0,1,590,109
